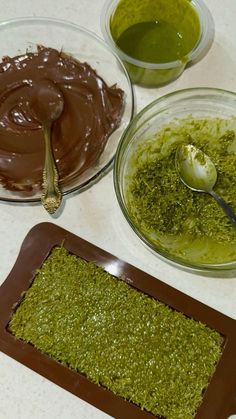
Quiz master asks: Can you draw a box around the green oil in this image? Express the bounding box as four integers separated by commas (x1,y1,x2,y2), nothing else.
109,0,201,86
116,20,187,63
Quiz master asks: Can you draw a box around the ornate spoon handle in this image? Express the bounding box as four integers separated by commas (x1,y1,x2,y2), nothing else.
41,123,62,214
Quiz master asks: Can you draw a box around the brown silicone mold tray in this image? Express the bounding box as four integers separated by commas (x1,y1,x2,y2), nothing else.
0,222,236,419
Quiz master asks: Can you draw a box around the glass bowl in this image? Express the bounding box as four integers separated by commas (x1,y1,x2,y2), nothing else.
0,17,134,203
101,0,214,87
114,88,236,272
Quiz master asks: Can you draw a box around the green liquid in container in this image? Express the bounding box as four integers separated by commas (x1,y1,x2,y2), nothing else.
109,0,201,86
116,20,188,63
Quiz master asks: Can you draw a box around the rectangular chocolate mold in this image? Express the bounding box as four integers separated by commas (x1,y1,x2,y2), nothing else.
0,222,235,419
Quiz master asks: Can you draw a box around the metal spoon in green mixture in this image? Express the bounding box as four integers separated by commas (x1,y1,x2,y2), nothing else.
175,144,236,228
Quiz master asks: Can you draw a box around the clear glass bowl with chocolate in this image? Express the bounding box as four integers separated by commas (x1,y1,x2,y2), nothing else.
0,17,134,202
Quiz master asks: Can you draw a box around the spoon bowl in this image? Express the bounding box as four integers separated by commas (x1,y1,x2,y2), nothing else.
30,79,64,125
176,144,236,228
175,144,217,192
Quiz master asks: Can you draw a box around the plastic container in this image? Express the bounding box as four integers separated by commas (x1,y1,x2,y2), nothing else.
101,0,214,87
114,88,236,272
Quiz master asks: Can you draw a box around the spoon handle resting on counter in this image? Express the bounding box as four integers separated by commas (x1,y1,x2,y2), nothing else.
210,190,236,229
41,123,62,214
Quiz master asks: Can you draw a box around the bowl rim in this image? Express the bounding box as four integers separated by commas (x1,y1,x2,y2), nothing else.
0,16,134,203
113,87,236,272
101,0,215,70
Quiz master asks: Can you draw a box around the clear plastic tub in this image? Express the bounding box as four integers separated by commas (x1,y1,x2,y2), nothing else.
101,0,214,87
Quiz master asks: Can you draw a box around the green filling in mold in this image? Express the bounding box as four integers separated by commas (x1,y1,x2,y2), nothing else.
9,246,222,419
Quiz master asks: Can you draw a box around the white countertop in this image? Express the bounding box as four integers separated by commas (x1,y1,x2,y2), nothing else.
0,1,236,418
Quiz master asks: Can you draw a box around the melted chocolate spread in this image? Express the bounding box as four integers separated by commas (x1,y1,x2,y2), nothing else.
0,46,124,197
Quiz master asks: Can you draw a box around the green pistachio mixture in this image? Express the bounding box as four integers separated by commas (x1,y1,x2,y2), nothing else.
125,117,236,265
9,247,222,419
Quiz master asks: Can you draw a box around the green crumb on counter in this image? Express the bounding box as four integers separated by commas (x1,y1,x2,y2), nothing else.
9,247,223,419
125,117,236,265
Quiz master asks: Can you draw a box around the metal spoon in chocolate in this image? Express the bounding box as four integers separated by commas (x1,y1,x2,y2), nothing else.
30,80,64,214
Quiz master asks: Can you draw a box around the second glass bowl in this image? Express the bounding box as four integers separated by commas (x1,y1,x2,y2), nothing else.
114,88,236,272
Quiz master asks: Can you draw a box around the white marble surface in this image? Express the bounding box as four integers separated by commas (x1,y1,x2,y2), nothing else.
0,0,236,418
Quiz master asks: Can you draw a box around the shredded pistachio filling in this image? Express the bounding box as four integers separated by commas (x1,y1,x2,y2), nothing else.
9,247,222,419
125,117,236,264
